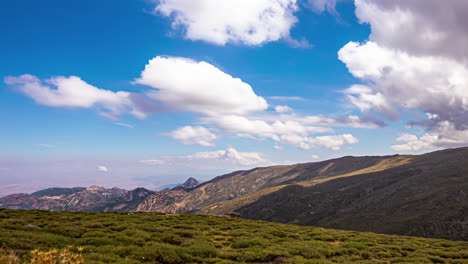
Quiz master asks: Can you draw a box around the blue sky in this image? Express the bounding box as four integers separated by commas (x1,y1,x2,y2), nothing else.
1,0,467,195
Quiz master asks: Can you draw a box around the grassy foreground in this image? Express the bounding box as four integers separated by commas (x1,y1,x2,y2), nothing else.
0,209,467,263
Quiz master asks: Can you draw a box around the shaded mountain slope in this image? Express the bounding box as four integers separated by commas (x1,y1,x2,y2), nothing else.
136,155,406,213
236,147,468,240
197,155,411,215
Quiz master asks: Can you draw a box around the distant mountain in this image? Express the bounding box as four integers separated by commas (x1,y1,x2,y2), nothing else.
172,177,200,190
0,186,147,212
31,187,85,197
1,148,467,240
155,183,180,191
91,187,155,212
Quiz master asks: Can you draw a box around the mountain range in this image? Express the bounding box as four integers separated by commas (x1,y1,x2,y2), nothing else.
1,147,467,240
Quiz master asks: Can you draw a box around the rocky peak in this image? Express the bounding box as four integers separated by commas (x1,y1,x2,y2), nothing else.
86,185,106,191
180,177,200,189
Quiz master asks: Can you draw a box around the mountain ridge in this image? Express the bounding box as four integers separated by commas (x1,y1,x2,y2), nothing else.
1,147,467,240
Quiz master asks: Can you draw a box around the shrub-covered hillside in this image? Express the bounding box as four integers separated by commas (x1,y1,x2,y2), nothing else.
0,209,467,263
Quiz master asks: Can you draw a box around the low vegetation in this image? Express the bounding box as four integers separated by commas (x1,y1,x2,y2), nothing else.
0,209,467,263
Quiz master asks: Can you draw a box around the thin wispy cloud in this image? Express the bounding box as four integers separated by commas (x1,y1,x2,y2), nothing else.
114,122,135,128
268,96,306,101
139,160,165,165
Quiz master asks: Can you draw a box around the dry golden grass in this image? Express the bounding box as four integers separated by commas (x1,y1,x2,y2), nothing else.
0,247,84,264
298,155,413,187
0,248,19,264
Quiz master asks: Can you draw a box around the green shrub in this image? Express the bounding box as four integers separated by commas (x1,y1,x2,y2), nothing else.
231,238,264,248
186,243,218,258
271,230,287,237
158,233,183,245
289,246,322,259
134,244,191,263
0,209,467,264
342,242,368,250
78,237,115,246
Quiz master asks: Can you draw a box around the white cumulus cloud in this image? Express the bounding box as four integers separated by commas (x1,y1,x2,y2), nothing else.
169,126,217,147
279,133,358,150
5,74,150,119
391,122,468,152
153,0,305,46
354,0,468,61
206,115,357,150
135,56,268,116
187,147,268,166
338,0,468,151
274,105,292,113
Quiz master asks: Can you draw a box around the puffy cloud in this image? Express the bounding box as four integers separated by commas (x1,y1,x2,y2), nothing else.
207,115,357,150
391,122,468,151
5,74,151,119
140,159,166,165
311,155,320,160
153,0,304,46
343,85,398,120
97,166,109,172
169,126,217,147
135,56,268,116
339,0,468,151
339,40,468,129
279,133,358,150
187,147,268,166
339,41,468,150
274,105,292,113
210,115,331,137
354,0,468,61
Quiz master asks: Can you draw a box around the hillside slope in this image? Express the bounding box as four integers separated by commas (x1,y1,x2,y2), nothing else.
137,155,406,213
237,147,468,240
